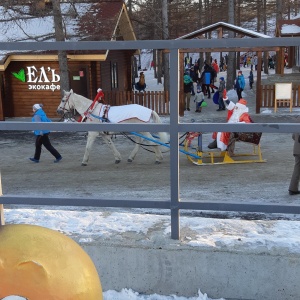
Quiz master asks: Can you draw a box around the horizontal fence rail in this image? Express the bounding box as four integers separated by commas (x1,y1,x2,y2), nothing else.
104,91,170,115
1,38,300,239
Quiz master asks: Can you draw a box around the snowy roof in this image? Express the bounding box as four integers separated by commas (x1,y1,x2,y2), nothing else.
277,17,300,36
176,21,271,40
0,1,136,65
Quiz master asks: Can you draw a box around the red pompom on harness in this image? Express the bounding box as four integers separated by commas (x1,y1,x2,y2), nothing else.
79,89,105,122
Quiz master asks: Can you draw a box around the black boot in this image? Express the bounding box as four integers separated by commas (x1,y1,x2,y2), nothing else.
208,140,218,149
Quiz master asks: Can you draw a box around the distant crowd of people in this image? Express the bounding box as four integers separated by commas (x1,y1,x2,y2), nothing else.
183,56,256,113
240,53,286,70
183,60,219,112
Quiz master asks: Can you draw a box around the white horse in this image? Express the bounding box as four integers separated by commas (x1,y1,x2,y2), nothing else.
57,89,168,166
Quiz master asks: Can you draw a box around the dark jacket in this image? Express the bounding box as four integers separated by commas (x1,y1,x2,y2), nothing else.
183,75,193,93
292,133,300,155
218,80,226,94
249,72,254,83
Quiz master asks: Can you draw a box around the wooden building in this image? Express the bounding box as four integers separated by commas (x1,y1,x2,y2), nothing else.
0,1,136,120
175,22,275,115
276,18,300,74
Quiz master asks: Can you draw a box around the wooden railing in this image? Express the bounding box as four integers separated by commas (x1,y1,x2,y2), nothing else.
105,86,299,115
260,84,300,109
103,90,170,115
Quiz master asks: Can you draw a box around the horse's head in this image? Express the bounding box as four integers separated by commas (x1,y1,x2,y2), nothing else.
57,89,74,116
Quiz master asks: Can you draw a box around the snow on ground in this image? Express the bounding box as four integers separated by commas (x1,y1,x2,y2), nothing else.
5,208,300,254
6,289,225,300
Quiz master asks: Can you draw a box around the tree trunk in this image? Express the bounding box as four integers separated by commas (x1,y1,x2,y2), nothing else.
162,0,169,91
276,0,283,21
127,0,132,15
52,0,69,95
154,0,162,84
263,0,269,75
226,0,236,91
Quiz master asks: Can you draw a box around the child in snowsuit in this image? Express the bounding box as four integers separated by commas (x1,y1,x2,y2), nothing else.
249,70,254,89
193,81,205,113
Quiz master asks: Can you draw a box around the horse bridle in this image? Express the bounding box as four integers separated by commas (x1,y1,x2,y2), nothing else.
58,92,77,119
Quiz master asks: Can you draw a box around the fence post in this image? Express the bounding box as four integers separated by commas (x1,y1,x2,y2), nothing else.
0,173,4,225
256,51,262,114
169,48,180,240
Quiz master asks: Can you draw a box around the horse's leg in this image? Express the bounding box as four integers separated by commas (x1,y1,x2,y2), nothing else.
100,133,122,164
128,132,163,164
127,135,141,162
143,132,164,164
82,131,98,166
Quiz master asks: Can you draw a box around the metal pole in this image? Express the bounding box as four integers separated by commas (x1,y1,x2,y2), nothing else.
169,49,180,240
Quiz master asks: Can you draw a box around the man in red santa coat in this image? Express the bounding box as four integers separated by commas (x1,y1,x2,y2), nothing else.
208,93,252,151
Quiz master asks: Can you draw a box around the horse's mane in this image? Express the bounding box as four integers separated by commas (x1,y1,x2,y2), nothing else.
68,91,93,115
73,92,93,103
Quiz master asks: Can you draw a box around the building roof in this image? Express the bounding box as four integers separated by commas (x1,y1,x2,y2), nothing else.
0,1,136,68
176,21,271,40
276,18,300,37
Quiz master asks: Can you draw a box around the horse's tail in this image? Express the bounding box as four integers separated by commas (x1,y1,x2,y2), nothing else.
151,110,168,143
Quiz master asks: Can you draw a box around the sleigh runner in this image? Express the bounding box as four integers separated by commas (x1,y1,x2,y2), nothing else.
183,132,266,165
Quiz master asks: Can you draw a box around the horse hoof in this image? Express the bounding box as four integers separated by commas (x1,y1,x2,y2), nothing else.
155,161,161,164
81,163,87,166
115,160,121,164
127,159,133,163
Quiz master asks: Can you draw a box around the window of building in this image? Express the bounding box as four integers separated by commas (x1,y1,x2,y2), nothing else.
111,62,118,89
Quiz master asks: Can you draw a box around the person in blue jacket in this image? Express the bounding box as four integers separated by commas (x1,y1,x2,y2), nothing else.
29,104,62,163
234,70,245,100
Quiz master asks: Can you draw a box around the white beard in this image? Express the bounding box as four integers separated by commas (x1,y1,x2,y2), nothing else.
228,109,242,123
228,106,248,123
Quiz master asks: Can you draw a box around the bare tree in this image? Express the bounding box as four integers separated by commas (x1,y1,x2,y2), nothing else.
226,0,236,91
162,0,170,91
52,0,69,94
276,0,283,21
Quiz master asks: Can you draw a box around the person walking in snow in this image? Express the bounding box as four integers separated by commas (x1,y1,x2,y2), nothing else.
248,70,254,89
183,72,193,111
193,80,205,113
288,133,300,195
29,104,62,163
217,77,226,111
234,70,245,100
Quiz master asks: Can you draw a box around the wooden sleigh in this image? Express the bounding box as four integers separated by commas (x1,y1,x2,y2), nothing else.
184,132,266,165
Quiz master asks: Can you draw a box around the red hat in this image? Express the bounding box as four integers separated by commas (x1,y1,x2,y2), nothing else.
222,89,228,101
238,98,247,105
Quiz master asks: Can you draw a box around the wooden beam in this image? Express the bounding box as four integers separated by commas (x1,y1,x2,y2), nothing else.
256,51,262,114
179,52,184,117
0,73,4,121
